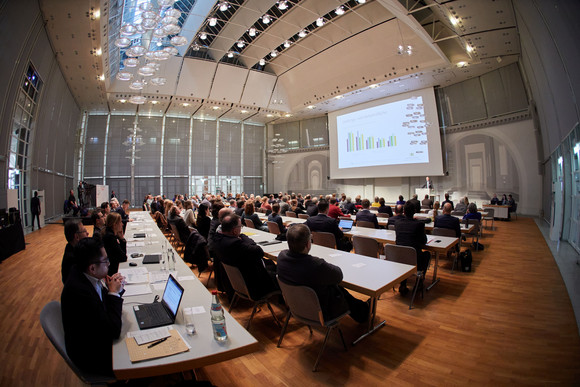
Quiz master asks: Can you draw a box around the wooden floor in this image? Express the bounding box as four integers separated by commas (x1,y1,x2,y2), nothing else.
1,217,579,386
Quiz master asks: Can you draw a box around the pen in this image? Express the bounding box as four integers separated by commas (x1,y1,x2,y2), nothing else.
147,337,168,348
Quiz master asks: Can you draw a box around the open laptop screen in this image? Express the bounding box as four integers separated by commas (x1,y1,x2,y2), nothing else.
162,274,184,318
338,219,354,230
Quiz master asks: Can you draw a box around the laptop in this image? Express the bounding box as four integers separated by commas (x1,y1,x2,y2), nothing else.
133,232,146,238
338,219,354,231
133,274,184,330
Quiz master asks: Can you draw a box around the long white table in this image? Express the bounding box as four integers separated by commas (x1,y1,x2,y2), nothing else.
343,226,459,290
242,227,416,345
112,212,259,380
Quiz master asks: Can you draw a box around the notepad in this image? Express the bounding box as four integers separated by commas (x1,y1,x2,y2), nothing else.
125,329,189,363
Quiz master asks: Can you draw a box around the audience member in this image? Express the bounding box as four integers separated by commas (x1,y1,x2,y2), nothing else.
182,200,196,228
387,204,405,228
67,189,79,216
61,237,124,377
61,220,89,283
408,194,421,214
277,224,369,323
355,199,379,228
455,197,467,214
371,197,381,208
267,203,286,233
241,201,268,231
377,198,393,217
394,202,431,295
91,209,105,239
100,201,110,215
396,195,405,205
168,206,192,244
305,199,351,251
422,194,433,209
306,197,319,217
234,200,245,216
341,197,357,215
327,198,345,219
434,203,461,238
428,201,440,218
442,193,454,210
213,214,278,301
102,212,127,276
463,203,482,221
196,203,211,240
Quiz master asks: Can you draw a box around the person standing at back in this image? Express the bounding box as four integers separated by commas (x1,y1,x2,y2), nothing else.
31,191,41,230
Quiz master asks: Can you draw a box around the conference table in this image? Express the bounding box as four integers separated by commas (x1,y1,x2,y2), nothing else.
112,212,259,379
241,228,417,345
342,226,459,291
482,204,510,219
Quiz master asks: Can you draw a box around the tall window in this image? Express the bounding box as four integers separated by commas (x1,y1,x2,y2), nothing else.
8,64,43,226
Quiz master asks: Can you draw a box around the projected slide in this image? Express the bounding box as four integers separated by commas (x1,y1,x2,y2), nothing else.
337,96,428,169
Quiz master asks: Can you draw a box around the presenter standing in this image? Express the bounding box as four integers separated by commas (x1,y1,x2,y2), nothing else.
423,176,433,189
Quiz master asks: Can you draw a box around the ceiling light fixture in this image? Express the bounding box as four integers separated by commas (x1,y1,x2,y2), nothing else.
212,106,221,110
227,51,234,58
307,105,316,109
241,110,248,113
95,48,102,56
249,27,257,37
369,84,379,89
151,100,158,104
335,95,343,100
335,6,345,15
466,44,473,53
182,103,190,107
298,29,307,38
237,40,245,48
262,15,271,24
209,17,217,27
200,32,207,40
219,1,229,11
259,58,266,66
277,1,288,10
270,50,278,57
316,17,325,27
457,61,467,67
283,40,291,48
284,113,292,117
450,16,459,26
119,99,127,103
356,0,366,3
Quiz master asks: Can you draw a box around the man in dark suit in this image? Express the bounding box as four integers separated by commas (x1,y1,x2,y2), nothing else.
277,224,369,323
306,197,319,217
442,193,454,209
434,203,461,238
116,199,132,230
305,199,351,251
31,191,41,230
408,194,421,214
394,202,431,294
61,237,124,377
213,214,278,300
341,197,357,215
355,199,379,228
61,220,89,284
387,204,405,228
377,198,393,217
421,194,433,209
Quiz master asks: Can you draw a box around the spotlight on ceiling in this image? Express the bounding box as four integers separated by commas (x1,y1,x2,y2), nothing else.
259,58,266,66
457,61,468,67
262,15,271,24
241,110,248,114
283,40,291,48
316,17,325,27
335,6,345,16
307,105,316,109
227,51,234,58
356,0,366,3
369,84,379,89
298,29,307,38
248,27,257,37
277,1,288,10
219,1,229,11
270,50,278,57
466,44,473,53
209,17,217,27
200,33,207,40
212,106,221,110
237,40,245,48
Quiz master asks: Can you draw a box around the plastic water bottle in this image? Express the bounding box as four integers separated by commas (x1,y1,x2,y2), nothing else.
168,249,176,271
210,291,227,342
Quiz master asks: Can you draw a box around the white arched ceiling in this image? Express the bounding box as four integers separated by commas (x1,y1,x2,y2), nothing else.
175,58,217,99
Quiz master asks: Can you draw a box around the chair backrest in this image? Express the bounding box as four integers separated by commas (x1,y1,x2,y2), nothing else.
244,218,256,228
352,235,379,258
376,213,389,218
222,263,252,300
267,221,281,235
512,203,517,213
286,211,297,218
298,214,310,219
357,220,375,229
464,219,480,235
339,216,351,221
277,277,325,326
170,223,182,244
432,227,457,238
384,244,417,266
484,208,494,218
312,231,336,249
40,301,114,385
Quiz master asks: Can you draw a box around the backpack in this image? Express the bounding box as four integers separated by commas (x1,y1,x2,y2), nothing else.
459,249,472,272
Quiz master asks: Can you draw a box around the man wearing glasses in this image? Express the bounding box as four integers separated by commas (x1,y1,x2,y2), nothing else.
61,220,89,283
61,237,125,377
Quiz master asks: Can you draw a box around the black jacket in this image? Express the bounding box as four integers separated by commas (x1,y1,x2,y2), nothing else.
355,209,379,228
102,228,127,276
434,214,461,238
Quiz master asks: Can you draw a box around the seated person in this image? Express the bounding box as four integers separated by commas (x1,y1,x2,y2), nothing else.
490,194,500,205
234,200,245,216
196,203,211,240
61,220,89,283
441,193,454,210
387,204,405,228
67,189,79,216
408,194,421,214
241,201,268,231
434,203,461,238
102,212,127,276
327,198,345,220
267,203,286,233
290,199,306,215
341,197,357,215
507,194,516,218
463,203,482,221
377,198,393,217
396,195,405,205
277,224,369,323
454,197,468,214
421,194,433,209
305,199,351,252
208,201,225,241
355,199,379,228
168,206,192,244
371,196,381,208
182,200,196,228
395,202,431,295
279,196,290,215
91,209,105,239
213,214,278,300
61,237,124,377
427,201,441,218
306,197,319,217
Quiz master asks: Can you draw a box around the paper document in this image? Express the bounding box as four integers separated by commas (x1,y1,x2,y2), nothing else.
149,270,178,283
128,326,171,345
127,241,145,247
123,284,153,297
